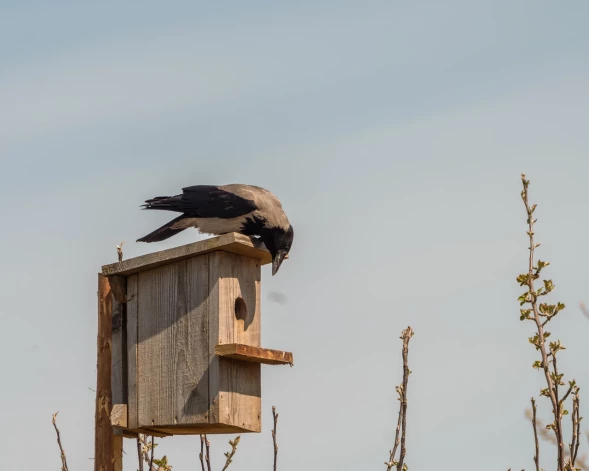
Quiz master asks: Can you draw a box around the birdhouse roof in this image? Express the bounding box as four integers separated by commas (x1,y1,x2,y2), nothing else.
102,232,271,276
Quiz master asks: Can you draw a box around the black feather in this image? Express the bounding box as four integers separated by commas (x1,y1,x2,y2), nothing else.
141,185,257,219
240,215,267,237
136,215,189,243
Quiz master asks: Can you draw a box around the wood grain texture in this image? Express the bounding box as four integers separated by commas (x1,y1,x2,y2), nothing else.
102,233,271,276
126,275,139,429
111,276,126,408
211,251,261,347
113,436,123,471
109,275,127,304
149,423,256,435
215,344,293,365
136,256,210,429
208,252,262,431
208,254,221,426
110,404,127,428
218,358,261,432
95,274,115,471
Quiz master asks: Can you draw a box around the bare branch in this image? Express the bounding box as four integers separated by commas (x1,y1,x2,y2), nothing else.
199,434,206,471
137,436,144,471
385,326,414,471
205,434,212,471
149,435,155,471
272,406,279,471
531,398,540,471
525,407,589,471
571,387,581,469
52,412,69,471
397,326,413,471
221,436,241,471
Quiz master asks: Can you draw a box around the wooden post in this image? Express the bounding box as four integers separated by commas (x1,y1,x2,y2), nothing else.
95,274,123,471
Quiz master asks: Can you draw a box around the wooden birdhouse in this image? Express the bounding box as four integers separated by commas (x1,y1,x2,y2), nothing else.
99,233,293,438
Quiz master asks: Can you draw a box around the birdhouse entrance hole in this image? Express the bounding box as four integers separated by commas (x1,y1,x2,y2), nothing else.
235,297,247,321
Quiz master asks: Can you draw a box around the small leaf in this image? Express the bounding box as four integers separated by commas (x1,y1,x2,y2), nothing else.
517,274,530,286
518,291,531,305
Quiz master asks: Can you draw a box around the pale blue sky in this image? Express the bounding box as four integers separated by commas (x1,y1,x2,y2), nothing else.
2,2,589,470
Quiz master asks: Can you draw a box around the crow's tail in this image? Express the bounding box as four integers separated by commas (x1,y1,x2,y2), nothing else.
136,215,189,243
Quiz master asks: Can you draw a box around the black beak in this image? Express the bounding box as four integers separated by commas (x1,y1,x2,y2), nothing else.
272,250,288,276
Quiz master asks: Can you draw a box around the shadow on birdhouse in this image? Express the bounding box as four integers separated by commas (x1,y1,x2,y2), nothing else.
100,233,293,438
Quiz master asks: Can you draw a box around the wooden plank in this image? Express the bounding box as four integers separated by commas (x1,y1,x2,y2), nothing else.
176,256,210,425
113,436,123,471
137,256,210,428
127,427,171,438
111,276,126,408
95,274,115,471
215,344,293,366
208,253,221,425
126,275,139,429
110,404,127,428
102,232,271,276
121,429,139,439
150,423,258,435
209,252,262,431
215,252,261,347
218,359,261,432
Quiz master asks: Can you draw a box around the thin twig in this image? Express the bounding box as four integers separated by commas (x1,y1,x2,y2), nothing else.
397,326,413,471
205,434,212,471
561,382,576,406
571,387,581,468
385,327,414,471
386,378,405,471
531,398,540,471
220,436,241,471
149,435,155,471
525,408,589,471
52,412,69,471
137,436,144,471
199,434,206,471
272,406,279,471
386,404,403,471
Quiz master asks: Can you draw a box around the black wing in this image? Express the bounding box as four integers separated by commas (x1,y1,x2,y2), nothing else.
141,185,257,219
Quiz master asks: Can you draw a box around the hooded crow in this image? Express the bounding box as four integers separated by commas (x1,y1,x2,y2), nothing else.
136,184,294,275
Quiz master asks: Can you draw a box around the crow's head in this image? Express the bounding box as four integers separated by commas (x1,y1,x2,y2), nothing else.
263,224,294,276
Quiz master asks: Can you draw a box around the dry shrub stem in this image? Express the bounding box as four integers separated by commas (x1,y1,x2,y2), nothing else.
149,435,155,470
571,389,582,469
272,406,279,471
52,412,69,471
220,436,241,471
385,326,414,471
520,174,564,470
205,435,212,471
525,409,588,471
137,436,145,471
199,434,206,471
531,398,540,471
518,174,583,471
